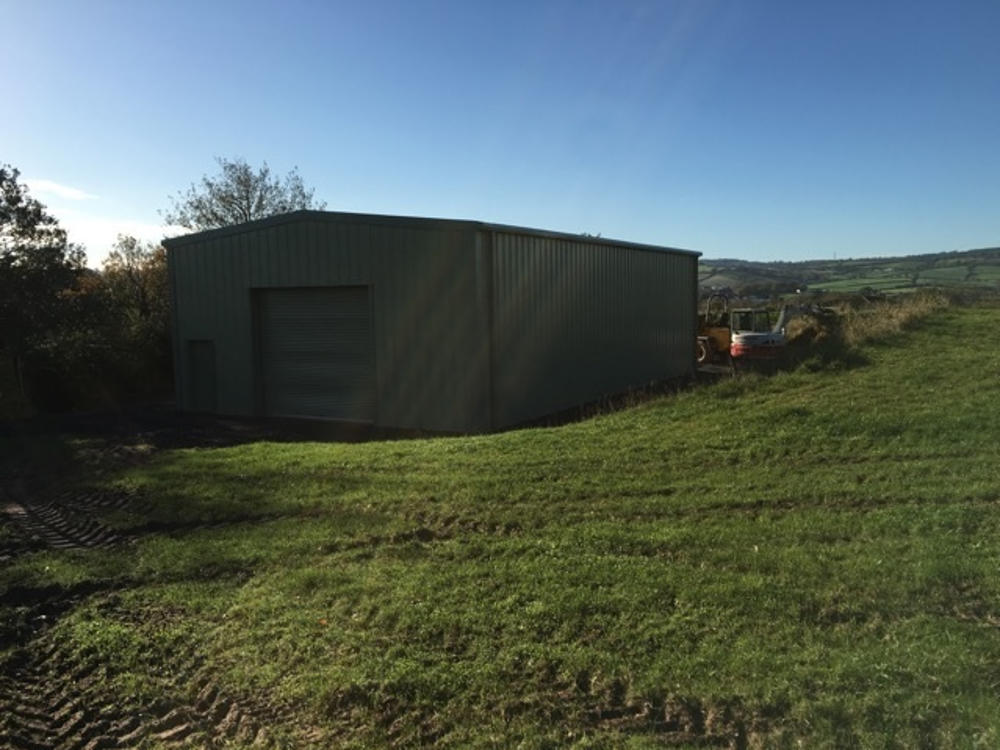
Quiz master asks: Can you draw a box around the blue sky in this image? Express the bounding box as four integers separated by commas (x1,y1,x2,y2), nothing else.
4,0,999,265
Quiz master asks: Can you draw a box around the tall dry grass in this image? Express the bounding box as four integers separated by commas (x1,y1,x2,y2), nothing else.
784,291,950,368
839,290,949,346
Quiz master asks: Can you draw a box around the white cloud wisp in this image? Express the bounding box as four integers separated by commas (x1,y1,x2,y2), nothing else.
24,178,99,201
53,207,188,267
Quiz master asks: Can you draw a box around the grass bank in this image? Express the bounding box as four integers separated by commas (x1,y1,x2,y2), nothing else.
3,303,1000,748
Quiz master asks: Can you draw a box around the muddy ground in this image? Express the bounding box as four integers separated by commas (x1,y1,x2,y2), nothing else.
0,409,306,749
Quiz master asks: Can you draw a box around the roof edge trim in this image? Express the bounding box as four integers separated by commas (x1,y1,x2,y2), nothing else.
161,209,701,257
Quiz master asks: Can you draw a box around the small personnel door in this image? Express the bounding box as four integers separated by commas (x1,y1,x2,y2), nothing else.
257,287,375,421
187,340,216,412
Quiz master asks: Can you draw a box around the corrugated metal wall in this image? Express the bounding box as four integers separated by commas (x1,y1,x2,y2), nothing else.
168,212,697,433
168,215,491,432
488,229,696,428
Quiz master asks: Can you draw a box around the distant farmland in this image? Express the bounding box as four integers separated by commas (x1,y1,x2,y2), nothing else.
700,246,1000,296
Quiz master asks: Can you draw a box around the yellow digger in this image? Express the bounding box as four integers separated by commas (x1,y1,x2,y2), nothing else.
696,293,733,366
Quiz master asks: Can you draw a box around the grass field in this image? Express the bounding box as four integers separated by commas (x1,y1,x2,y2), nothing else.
3,303,1000,748
810,276,914,293
699,247,1000,296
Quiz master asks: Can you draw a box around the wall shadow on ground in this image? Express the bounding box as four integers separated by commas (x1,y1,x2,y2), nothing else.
0,405,434,496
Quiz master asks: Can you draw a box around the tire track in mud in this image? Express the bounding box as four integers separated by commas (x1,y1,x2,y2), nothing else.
0,503,524,749
0,484,140,560
5,500,122,550
0,624,285,749
0,640,132,750
128,633,289,749
0,478,288,748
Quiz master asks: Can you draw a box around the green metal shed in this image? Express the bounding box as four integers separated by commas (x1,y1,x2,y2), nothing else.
164,211,700,433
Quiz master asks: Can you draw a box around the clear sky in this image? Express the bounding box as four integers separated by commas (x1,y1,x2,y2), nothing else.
4,0,999,265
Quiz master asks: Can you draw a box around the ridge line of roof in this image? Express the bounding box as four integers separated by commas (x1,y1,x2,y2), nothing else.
162,210,701,257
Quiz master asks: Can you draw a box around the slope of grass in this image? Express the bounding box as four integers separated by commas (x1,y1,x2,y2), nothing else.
4,304,1000,747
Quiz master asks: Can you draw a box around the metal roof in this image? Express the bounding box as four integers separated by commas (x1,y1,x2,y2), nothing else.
162,210,701,258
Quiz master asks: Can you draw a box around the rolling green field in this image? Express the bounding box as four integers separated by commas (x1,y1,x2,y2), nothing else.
3,302,1000,748
699,246,1000,296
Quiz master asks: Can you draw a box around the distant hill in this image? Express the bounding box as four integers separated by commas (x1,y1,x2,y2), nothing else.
700,246,1000,297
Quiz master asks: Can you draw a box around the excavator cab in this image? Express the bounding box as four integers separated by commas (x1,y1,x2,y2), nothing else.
730,308,772,333
696,295,786,367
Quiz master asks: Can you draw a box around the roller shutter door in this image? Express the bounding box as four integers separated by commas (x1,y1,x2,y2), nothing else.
258,287,376,421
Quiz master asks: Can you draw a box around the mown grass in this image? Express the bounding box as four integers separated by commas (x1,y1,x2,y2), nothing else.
4,303,1000,747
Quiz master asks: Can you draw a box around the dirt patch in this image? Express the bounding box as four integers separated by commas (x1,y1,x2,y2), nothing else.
574,690,780,749
0,436,296,749
0,607,291,749
1,483,135,555
0,581,117,649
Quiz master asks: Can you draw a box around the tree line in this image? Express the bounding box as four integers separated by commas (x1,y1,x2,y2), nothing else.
1,157,323,417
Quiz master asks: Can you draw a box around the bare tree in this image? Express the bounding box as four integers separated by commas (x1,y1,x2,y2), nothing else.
163,157,326,231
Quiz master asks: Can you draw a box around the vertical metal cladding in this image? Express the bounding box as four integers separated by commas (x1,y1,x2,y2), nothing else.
167,213,490,433
489,230,696,428
166,211,698,433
